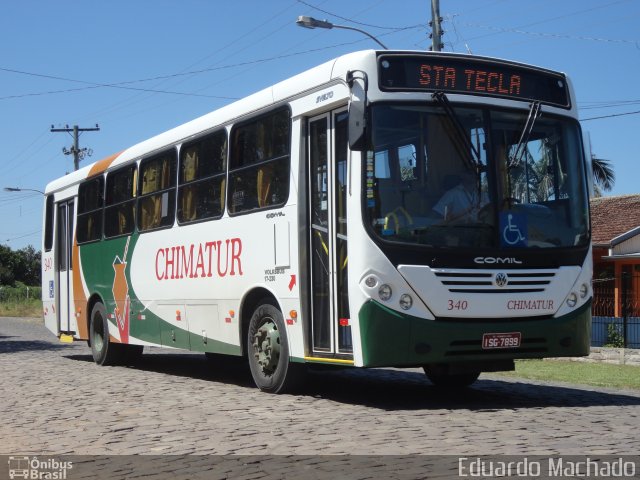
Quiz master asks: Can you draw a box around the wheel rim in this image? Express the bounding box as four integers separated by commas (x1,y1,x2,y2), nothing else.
93,313,104,352
252,317,281,377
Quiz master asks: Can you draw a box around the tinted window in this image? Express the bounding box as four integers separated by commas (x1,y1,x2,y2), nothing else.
178,131,227,223
138,150,176,232
228,108,290,214
105,165,137,238
44,195,54,251
77,176,104,243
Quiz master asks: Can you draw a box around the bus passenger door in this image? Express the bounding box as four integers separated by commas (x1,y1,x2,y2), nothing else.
308,110,353,357
55,200,76,334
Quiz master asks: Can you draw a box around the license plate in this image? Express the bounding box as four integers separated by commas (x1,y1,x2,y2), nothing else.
482,332,521,349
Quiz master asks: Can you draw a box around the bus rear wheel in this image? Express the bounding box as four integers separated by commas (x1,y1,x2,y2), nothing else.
90,302,123,366
247,300,304,393
423,368,480,388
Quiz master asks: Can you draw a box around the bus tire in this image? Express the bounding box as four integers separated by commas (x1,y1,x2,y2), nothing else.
423,368,480,388
247,299,305,393
89,302,122,366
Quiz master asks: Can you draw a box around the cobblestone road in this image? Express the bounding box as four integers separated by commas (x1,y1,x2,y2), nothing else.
2,316,640,457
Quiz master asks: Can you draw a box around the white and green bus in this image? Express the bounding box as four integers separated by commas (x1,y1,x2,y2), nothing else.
42,50,592,392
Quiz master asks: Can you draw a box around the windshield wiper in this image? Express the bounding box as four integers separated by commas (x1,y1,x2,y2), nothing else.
508,101,542,169
432,91,483,173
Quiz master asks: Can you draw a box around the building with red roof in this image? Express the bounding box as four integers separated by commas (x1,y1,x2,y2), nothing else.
590,194,640,322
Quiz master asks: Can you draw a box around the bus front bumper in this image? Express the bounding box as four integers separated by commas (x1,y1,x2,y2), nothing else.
358,300,591,368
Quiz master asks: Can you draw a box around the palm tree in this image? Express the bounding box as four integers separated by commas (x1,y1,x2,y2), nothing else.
591,156,615,197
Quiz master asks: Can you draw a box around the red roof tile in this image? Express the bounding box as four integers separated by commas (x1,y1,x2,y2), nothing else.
590,194,640,246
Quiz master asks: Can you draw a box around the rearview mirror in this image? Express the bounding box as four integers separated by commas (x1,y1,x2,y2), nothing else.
346,70,369,151
348,98,367,151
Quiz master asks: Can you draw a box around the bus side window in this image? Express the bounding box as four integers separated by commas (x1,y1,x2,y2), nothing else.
177,130,227,223
228,108,290,215
44,195,54,251
77,176,104,243
138,150,176,232
105,165,137,238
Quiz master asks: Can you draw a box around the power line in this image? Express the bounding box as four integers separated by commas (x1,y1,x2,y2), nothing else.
0,67,241,101
460,22,639,47
2,35,427,102
3,230,41,243
55,3,301,128
460,0,633,43
579,100,640,110
580,110,640,122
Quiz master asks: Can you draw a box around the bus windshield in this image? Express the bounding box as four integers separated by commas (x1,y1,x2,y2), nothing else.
366,103,589,249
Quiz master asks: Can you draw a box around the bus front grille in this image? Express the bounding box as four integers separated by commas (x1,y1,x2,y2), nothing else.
434,269,556,294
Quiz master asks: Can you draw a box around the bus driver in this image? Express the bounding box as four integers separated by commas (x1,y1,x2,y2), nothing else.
432,171,487,222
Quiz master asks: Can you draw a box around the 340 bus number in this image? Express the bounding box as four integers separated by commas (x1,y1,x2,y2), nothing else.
447,299,468,310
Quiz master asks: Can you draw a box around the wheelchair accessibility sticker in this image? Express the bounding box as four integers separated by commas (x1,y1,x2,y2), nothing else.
500,212,527,247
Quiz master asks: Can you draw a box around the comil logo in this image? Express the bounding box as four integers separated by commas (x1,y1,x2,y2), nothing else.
7,456,73,479
474,256,522,265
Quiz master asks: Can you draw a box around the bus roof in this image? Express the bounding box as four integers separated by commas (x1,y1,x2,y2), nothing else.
44,49,376,194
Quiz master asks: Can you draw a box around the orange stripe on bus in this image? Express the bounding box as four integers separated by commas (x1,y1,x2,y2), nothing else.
72,236,88,340
87,151,123,177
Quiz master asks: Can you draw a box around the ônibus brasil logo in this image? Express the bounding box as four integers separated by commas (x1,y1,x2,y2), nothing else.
7,456,73,479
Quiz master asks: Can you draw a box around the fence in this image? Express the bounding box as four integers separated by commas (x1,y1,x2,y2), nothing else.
592,272,640,348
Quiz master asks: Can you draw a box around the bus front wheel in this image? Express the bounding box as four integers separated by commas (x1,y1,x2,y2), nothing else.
247,300,304,393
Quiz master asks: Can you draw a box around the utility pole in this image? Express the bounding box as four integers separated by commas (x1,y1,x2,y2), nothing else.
430,0,444,52
50,124,100,171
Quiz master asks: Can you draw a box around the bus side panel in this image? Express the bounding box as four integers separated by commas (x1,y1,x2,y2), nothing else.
79,235,161,346
72,237,88,339
42,195,57,336
42,247,57,336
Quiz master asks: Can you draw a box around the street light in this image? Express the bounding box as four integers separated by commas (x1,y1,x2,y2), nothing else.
296,15,388,50
3,187,44,195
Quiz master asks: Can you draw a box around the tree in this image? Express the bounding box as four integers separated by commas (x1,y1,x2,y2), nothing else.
15,245,41,286
591,156,615,197
0,244,41,286
0,245,16,285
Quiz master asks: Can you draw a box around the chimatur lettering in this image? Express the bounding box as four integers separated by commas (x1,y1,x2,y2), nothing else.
507,299,553,310
155,238,243,281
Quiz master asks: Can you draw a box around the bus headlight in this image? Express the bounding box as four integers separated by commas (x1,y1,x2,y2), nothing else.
579,283,589,299
399,294,413,310
378,284,392,301
566,292,578,308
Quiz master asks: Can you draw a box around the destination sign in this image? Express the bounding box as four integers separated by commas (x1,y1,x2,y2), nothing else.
378,54,570,108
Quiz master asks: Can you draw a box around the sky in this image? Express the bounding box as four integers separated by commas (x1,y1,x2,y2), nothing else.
1,0,638,250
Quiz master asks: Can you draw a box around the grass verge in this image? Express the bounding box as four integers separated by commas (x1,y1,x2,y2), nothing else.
493,359,640,391
0,299,42,318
